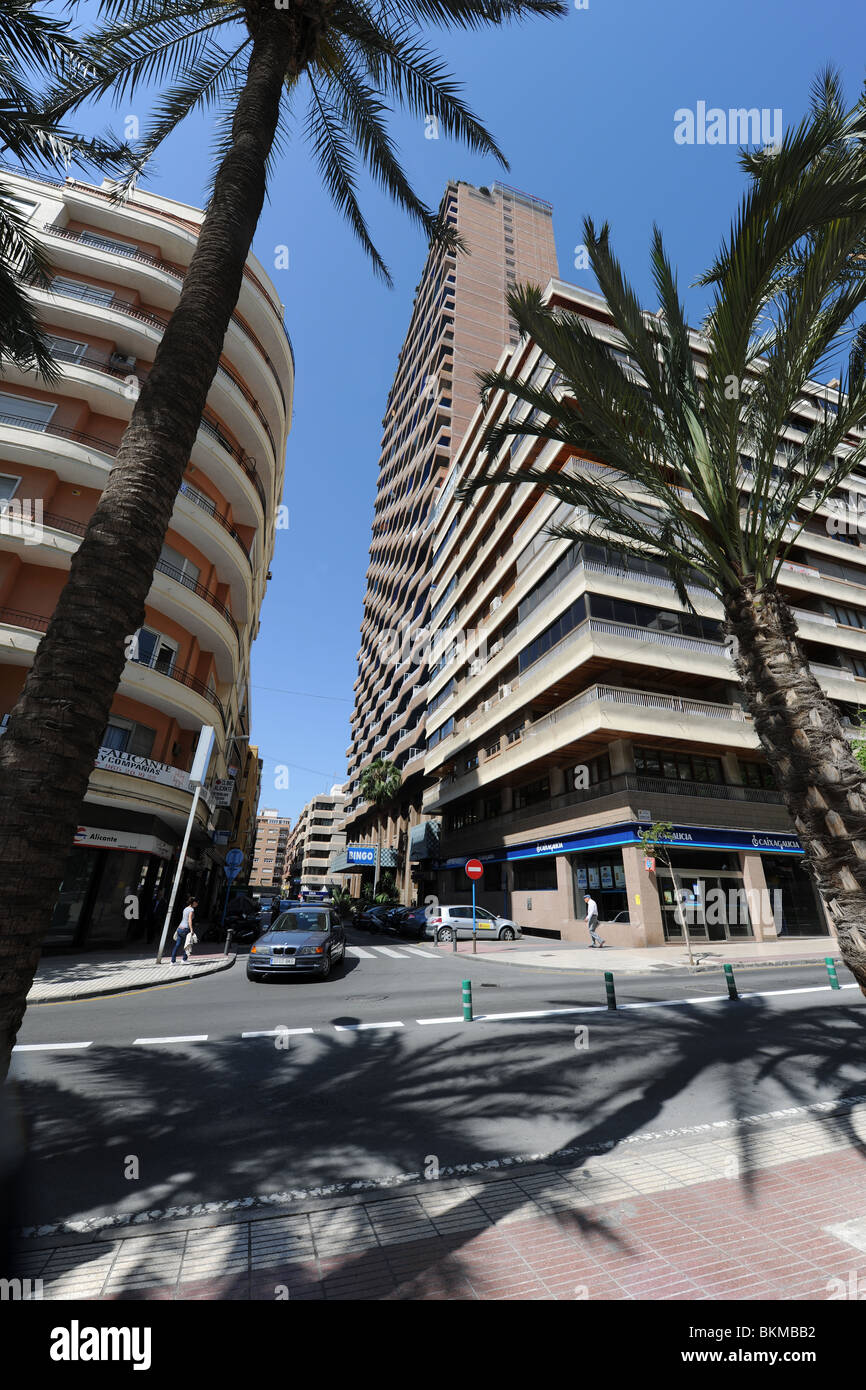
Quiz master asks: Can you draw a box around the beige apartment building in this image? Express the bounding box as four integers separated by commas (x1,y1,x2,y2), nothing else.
288,786,347,893
420,278,856,946
249,808,292,891
342,181,558,899
0,168,292,946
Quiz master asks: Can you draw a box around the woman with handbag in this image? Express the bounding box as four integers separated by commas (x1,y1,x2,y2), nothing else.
171,897,198,963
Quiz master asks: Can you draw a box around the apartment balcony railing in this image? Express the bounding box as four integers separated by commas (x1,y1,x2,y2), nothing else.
811,662,856,682
153,558,239,641
44,275,279,465
43,222,289,413
524,683,749,742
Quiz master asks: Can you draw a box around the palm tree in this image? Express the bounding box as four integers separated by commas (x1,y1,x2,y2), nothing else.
460,82,866,990
358,757,403,895
0,0,567,1076
0,0,128,373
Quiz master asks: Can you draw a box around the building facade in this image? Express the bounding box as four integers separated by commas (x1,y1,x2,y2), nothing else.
420,278,854,945
249,808,292,891
0,168,292,945
287,785,347,893
342,181,558,900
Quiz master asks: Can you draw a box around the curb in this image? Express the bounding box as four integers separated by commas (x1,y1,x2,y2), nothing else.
27,953,236,1004
466,951,844,978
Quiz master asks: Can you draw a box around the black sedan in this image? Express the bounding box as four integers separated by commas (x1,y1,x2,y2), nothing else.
351,904,396,932
246,907,346,981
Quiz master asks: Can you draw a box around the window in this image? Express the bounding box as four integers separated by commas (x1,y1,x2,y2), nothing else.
159,543,201,590
853,658,866,679
739,761,776,790
101,716,156,758
7,196,37,221
133,627,178,674
513,775,550,810
832,603,866,630
51,276,114,307
634,747,723,784
0,391,55,430
512,859,558,891
0,474,20,506
47,335,88,363
79,230,138,256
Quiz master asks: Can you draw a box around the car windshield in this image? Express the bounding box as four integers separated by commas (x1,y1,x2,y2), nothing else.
275,910,330,933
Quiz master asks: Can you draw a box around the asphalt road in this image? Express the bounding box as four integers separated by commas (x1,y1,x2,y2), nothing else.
9,927,866,1232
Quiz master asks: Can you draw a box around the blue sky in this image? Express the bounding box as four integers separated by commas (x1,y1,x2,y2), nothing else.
68,0,866,819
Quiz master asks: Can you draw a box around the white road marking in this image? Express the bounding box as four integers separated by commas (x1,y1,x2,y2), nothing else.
371,946,406,958
12,1041,93,1052
400,945,438,959
345,946,376,958
333,1021,404,1031
241,1028,315,1038
417,1016,463,1025
133,1035,209,1045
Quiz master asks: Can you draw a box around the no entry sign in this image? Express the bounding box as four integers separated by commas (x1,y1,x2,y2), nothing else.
465,859,484,880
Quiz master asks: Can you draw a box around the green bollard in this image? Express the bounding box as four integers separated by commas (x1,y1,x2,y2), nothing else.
724,963,738,1000
826,956,841,990
604,970,617,1011
462,978,473,1022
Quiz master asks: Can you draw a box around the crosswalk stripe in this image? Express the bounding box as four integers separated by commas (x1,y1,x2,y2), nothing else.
400,945,438,959
371,946,406,958
346,946,376,958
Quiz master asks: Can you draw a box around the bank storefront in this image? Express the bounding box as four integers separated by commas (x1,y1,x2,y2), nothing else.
437,821,827,944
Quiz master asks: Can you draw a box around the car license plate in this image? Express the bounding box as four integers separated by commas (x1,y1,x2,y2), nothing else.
275,957,295,966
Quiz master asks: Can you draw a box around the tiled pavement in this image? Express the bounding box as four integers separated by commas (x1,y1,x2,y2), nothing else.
27,952,234,1002
17,1103,866,1300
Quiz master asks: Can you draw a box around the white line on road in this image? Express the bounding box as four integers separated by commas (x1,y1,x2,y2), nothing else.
333,1021,405,1031
133,1035,209,1045
417,1015,463,1025
370,947,407,958
240,1028,315,1038
12,1041,93,1052
346,946,376,958
400,946,439,959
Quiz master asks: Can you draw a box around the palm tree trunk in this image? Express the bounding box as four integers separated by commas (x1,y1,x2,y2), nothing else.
726,579,866,991
0,12,297,1078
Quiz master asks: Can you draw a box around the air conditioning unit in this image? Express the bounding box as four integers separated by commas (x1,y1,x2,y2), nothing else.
490,595,503,611
490,638,504,655
481,699,492,712
469,658,484,675
110,351,137,372
499,683,512,698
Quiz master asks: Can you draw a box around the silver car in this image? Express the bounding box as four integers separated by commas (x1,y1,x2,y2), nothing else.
423,904,522,943
247,907,346,981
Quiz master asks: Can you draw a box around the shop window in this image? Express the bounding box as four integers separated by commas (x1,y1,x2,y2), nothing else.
513,859,557,891
635,746,723,783
514,775,549,810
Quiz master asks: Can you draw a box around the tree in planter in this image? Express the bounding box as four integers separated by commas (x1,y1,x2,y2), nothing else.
460,80,866,991
358,758,403,896
638,822,693,967
0,0,568,1074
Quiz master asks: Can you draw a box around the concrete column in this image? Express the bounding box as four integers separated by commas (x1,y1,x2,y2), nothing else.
722,751,743,785
500,785,514,813
608,739,634,776
549,766,566,797
621,844,663,947
740,851,775,941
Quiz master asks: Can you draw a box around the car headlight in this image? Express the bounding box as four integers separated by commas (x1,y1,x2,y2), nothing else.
297,945,325,955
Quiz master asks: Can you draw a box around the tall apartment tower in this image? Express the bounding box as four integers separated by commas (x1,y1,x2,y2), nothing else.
0,168,292,946
342,181,558,899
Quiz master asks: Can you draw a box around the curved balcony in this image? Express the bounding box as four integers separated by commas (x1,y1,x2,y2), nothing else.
42,222,289,416
40,279,279,469
153,556,239,642
0,608,225,722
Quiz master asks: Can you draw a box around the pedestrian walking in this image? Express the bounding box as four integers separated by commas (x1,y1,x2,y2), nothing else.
584,894,605,948
171,897,198,963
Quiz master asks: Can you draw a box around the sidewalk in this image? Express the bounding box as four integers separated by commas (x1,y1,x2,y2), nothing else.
27,947,235,1003
481,936,843,975
16,1099,866,1300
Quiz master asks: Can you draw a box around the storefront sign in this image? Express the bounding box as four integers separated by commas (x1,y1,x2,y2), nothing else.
210,779,234,807
600,864,613,888
74,825,174,858
347,845,376,864
95,746,190,791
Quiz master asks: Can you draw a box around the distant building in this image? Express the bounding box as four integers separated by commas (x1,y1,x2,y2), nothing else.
249,808,292,891
287,785,347,893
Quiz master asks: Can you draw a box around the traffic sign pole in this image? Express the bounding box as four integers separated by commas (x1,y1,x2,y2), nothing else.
472,879,477,954
464,859,484,957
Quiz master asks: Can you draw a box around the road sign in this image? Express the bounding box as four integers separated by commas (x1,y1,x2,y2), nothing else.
224,848,244,882
465,859,484,880
645,857,655,873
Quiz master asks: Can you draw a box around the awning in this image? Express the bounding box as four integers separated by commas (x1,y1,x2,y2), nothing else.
409,819,441,862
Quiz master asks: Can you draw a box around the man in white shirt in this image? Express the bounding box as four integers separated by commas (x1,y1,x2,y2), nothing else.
584,894,605,948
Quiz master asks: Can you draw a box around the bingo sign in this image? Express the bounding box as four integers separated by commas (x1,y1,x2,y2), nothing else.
465,859,484,881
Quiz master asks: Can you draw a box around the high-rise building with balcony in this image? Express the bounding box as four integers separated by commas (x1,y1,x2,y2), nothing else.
342,180,558,900
287,785,347,893
249,808,292,891
421,279,851,946
0,167,292,946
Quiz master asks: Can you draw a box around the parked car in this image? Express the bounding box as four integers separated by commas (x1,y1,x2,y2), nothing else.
246,906,347,981
424,905,522,942
388,906,429,938
352,903,397,932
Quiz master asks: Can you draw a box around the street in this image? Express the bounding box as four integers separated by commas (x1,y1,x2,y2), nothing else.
10,928,865,1240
